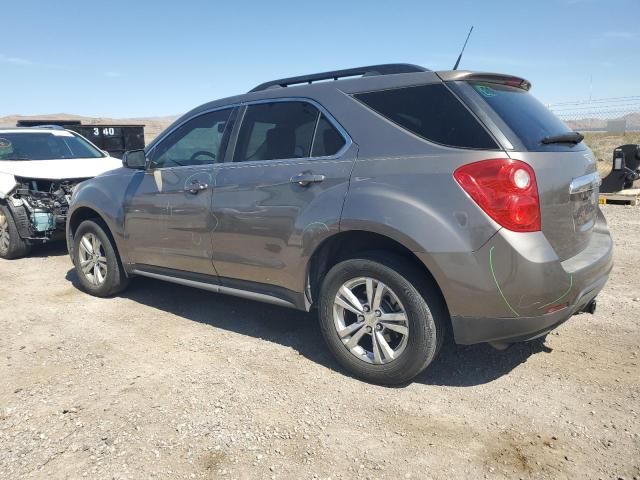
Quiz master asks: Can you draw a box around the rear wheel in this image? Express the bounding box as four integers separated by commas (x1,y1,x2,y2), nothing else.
0,205,31,259
318,254,445,385
72,219,128,297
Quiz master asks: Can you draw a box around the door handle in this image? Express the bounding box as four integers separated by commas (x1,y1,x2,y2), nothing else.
290,173,325,187
187,180,209,194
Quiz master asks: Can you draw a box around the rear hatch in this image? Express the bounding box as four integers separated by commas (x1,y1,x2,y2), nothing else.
448,76,599,261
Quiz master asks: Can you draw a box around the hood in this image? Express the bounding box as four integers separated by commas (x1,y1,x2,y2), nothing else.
0,157,123,180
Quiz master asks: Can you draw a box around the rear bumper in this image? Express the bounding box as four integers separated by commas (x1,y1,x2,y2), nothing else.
417,212,613,345
451,274,607,345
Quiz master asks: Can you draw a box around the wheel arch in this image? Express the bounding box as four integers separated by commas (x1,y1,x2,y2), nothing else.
1,199,32,241
305,229,451,318
68,206,102,237
67,206,126,270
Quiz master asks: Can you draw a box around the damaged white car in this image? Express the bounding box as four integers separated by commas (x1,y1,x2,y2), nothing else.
0,126,122,259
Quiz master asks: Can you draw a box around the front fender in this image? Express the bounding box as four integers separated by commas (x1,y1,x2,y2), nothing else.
67,168,139,265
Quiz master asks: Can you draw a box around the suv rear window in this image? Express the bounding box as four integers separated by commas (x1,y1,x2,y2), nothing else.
353,84,498,150
465,82,578,151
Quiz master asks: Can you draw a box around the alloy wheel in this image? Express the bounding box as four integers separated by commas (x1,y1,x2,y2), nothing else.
0,212,10,252
333,277,409,364
78,233,108,286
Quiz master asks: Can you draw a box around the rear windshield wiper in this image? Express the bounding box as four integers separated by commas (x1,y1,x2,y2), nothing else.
540,131,584,145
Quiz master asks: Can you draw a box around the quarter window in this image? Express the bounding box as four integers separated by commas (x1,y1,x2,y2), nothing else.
234,102,320,162
150,108,233,168
354,84,498,149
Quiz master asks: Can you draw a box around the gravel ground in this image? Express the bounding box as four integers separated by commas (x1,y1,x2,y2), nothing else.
1,204,639,480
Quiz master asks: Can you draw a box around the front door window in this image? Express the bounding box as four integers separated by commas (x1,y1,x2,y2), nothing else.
150,109,233,168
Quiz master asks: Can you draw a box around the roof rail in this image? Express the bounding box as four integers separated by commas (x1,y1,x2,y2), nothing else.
249,63,429,92
30,124,66,130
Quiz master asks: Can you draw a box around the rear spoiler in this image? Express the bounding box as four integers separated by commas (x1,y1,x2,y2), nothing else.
436,71,531,91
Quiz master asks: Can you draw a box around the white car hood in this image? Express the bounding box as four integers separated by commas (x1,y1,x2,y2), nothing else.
0,157,122,180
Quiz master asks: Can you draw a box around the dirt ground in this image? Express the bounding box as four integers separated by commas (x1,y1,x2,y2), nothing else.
1,204,638,480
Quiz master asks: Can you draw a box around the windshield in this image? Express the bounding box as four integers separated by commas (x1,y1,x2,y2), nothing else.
0,131,105,161
464,82,580,152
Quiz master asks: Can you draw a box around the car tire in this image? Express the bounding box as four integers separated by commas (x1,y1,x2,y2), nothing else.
72,219,129,297
318,253,446,385
0,205,32,259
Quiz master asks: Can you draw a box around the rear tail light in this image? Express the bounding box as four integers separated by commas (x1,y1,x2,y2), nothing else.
454,158,541,232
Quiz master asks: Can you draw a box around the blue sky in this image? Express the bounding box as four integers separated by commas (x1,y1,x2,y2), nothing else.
1,0,638,118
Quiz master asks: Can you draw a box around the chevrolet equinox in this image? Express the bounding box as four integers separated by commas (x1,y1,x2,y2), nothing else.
67,64,613,384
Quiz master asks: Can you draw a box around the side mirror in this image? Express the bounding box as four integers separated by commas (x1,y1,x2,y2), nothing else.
122,149,147,169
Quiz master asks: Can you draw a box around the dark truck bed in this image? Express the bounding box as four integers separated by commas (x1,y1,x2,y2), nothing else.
67,125,145,159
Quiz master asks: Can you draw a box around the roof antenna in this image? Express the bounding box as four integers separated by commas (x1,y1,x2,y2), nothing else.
453,26,474,70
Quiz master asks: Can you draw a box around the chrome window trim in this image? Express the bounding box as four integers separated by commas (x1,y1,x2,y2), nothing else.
147,97,353,167
309,111,322,158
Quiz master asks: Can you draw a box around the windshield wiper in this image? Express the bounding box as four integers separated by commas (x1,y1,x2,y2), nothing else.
541,131,584,145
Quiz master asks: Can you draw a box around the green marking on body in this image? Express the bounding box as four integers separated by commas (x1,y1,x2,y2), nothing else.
489,246,520,318
538,273,573,310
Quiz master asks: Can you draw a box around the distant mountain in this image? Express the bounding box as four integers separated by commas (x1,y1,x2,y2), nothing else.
565,112,640,132
0,114,178,143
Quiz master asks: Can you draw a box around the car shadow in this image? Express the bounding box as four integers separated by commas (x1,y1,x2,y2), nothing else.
65,269,551,387
416,337,551,387
30,241,68,258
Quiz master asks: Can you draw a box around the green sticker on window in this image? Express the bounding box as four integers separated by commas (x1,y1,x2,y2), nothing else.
474,85,497,98
0,138,12,157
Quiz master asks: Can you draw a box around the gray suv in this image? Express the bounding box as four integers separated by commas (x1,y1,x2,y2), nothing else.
67,64,613,384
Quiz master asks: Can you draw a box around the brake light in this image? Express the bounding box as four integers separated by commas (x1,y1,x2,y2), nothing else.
454,158,541,232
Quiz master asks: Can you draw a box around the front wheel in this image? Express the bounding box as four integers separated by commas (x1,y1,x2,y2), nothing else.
72,219,129,297
318,254,446,385
0,205,31,259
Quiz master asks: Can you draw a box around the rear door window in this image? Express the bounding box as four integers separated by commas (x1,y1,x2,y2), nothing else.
353,84,498,149
311,114,346,157
464,82,581,152
234,102,319,162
